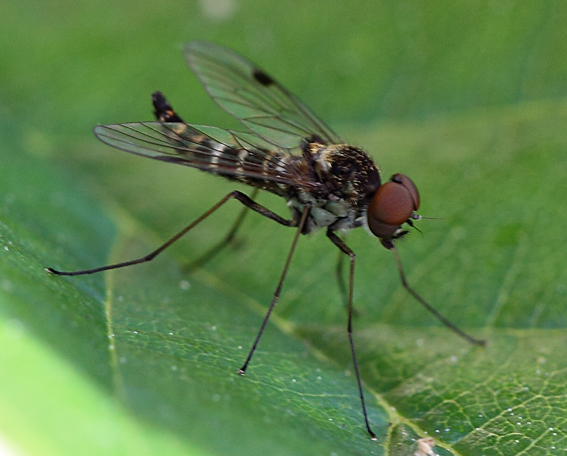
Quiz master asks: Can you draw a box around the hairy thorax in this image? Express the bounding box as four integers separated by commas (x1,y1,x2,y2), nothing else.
287,141,382,234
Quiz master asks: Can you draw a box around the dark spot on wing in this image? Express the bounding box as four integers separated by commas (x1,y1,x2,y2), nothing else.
152,91,184,122
253,69,274,86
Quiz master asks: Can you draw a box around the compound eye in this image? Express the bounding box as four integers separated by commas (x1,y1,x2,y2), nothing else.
391,173,420,209
367,174,420,239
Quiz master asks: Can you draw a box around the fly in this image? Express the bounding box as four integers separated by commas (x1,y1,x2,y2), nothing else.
47,41,485,440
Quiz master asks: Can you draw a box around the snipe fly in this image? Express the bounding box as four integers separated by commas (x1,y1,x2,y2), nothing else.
47,41,485,439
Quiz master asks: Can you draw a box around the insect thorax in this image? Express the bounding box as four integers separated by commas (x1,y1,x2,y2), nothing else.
289,142,382,234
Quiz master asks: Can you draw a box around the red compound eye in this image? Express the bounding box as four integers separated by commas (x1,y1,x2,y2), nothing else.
367,173,420,239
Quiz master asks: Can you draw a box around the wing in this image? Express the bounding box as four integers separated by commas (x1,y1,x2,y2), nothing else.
185,40,342,150
93,121,317,190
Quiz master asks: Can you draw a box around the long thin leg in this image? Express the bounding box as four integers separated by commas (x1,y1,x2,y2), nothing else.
392,244,486,346
238,204,311,375
46,190,294,276
185,188,259,273
335,246,348,307
335,244,361,316
327,229,377,440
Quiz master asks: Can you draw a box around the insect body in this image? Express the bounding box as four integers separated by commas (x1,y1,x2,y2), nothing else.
48,41,484,440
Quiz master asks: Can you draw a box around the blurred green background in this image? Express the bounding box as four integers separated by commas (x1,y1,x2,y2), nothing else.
1,1,567,455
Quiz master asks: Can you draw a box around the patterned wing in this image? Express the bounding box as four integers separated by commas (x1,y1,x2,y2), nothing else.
93,120,317,191
185,40,342,149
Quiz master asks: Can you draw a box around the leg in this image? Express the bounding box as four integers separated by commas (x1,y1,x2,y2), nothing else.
327,229,377,440
185,188,259,273
238,204,311,375
335,243,360,315
46,190,294,276
335,246,348,307
392,244,486,346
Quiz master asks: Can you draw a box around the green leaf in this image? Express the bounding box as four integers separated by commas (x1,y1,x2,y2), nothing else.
2,1,567,455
